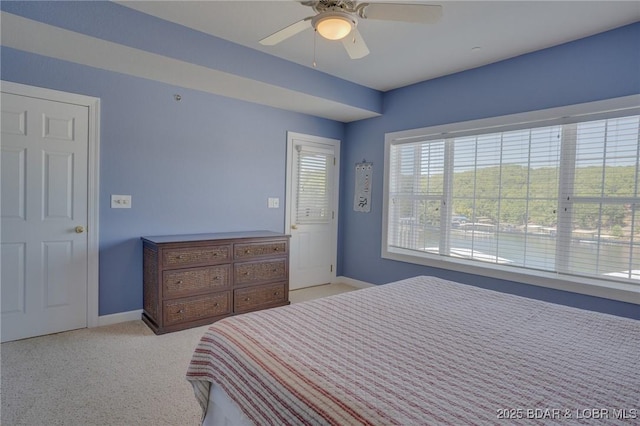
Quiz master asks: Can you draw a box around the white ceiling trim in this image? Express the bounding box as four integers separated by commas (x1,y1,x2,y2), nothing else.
1,12,379,123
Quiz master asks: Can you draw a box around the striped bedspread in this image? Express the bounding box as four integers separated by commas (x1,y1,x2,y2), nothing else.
186,276,640,425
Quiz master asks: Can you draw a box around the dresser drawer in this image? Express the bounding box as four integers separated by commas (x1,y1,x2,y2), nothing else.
163,292,231,326
234,258,287,285
234,240,288,260
234,282,286,313
162,245,230,268
163,265,230,299
143,232,290,334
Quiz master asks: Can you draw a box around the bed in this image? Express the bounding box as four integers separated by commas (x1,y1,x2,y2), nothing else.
186,276,639,425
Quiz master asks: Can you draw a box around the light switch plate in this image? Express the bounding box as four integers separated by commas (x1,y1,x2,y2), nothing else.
268,197,279,208
111,194,132,208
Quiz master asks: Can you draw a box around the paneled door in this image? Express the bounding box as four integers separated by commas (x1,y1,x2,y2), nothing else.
286,132,340,290
1,91,89,342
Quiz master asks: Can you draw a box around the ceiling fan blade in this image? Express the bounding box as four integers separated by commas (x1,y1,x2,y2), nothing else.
360,3,442,24
260,18,312,46
342,27,369,59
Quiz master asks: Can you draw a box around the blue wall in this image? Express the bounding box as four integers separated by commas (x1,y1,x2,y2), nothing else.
339,22,640,318
1,47,344,315
1,1,638,319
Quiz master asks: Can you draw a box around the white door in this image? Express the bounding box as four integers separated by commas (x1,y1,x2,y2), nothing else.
1,92,89,342
286,132,340,290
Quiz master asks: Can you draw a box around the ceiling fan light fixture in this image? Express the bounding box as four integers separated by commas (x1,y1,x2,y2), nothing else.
313,12,354,41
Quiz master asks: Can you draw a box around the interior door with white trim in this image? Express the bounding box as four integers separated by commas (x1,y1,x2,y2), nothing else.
286,132,340,290
1,92,89,342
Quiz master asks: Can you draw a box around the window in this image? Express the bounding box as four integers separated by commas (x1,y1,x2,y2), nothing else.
383,96,640,302
295,145,333,224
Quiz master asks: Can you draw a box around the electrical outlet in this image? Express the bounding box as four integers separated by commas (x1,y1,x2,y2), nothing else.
111,194,132,208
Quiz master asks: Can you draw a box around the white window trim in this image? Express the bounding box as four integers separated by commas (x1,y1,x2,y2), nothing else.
382,95,640,305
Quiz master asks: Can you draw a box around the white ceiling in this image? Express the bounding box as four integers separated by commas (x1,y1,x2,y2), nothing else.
118,1,640,92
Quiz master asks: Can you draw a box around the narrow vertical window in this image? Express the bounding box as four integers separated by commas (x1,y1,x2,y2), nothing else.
388,140,445,252
295,146,333,224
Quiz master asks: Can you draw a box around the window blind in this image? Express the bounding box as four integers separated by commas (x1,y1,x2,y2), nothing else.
568,116,640,279
388,141,444,251
296,149,332,224
386,114,640,285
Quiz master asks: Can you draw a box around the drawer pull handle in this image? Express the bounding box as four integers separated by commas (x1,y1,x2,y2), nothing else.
177,309,185,314
213,253,218,256
243,272,250,276
213,302,219,307
176,280,183,284
244,297,250,302
273,247,279,252
244,249,251,254
273,291,279,296
178,254,186,259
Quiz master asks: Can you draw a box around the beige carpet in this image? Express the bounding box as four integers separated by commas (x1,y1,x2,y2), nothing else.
1,320,206,425
0,283,358,425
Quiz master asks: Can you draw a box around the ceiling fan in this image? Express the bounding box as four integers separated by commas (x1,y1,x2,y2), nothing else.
259,1,442,59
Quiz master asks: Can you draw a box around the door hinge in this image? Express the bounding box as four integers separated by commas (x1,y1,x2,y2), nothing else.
332,211,335,219
330,264,333,272
333,157,336,166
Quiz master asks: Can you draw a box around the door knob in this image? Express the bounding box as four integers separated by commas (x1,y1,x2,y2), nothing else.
291,224,298,230
75,225,85,234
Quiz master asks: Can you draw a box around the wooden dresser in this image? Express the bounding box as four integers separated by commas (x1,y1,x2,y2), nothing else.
141,231,290,334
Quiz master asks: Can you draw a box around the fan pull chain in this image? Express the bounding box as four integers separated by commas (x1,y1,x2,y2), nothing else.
313,29,318,68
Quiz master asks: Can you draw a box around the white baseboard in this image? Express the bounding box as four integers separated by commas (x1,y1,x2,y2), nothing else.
335,276,375,289
97,309,143,327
